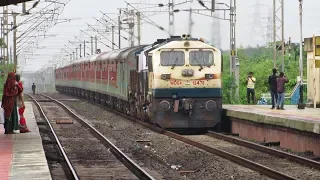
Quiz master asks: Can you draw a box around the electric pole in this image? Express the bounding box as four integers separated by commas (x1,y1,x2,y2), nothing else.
13,12,17,72
1,17,3,69
273,0,285,71
168,0,175,36
10,46,12,64
230,0,238,100
91,36,94,55
80,44,82,58
188,8,193,36
118,9,121,49
136,12,141,45
298,0,305,109
84,40,86,57
128,10,135,47
112,26,115,50
3,6,8,75
95,36,97,54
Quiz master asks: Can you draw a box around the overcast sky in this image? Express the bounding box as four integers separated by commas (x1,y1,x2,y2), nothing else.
3,0,320,72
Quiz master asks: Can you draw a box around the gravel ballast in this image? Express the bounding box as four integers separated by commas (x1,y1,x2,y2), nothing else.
187,135,320,180
46,93,271,180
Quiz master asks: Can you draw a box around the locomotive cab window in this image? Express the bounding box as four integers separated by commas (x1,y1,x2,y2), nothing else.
189,50,214,66
160,51,185,66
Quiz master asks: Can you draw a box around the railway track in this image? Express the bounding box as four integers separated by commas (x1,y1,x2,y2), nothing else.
42,93,320,180
206,131,320,170
28,94,156,180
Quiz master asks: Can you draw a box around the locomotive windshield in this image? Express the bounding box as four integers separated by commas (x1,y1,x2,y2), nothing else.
189,51,214,66
160,51,185,66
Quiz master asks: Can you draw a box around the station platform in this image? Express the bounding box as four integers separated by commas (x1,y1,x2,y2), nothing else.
223,105,320,155
0,102,52,180
223,105,320,134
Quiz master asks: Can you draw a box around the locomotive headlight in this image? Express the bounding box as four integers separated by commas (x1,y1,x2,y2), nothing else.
187,69,194,76
159,100,170,111
205,74,214,79
205,100,217,111
182,69,194,77
161,74,171,80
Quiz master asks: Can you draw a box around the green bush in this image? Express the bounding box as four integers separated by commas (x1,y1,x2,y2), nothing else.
222,45,307,105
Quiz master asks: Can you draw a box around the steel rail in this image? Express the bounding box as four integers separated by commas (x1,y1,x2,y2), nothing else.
206,131,320,170
40,94,156,180
45,93,298,180
164,131,297,180
27,94,80,180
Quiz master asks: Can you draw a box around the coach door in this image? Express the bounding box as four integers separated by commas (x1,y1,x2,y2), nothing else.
119,61,125,96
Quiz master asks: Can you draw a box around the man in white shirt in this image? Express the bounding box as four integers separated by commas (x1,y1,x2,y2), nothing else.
246,72,256,104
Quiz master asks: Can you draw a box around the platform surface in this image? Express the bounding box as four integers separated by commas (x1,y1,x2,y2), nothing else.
0,102,52,180
223,105,320,134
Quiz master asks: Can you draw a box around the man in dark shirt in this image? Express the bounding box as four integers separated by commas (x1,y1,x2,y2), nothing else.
32,83,36,95
268,68,278,109
276,72,289,110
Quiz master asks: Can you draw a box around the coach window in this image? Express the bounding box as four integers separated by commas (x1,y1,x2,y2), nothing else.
189,50,214,66
160,51,184,66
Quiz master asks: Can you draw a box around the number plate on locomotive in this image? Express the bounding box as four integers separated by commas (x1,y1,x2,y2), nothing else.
193,80,205,85
170,80,182,85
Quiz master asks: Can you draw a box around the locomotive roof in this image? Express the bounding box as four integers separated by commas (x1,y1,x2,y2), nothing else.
147,39,220,55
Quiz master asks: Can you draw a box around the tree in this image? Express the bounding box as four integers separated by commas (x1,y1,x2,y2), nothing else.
222,44,306,104
0,38,4,47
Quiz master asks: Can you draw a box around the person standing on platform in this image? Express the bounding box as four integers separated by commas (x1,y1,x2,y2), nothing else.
16,74,30,133
268,68,278,109
276,72,289,110
32,83,36,95
1,72,22,134
246,72,256,104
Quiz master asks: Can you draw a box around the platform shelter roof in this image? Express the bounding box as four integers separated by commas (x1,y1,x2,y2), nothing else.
0,0,32,6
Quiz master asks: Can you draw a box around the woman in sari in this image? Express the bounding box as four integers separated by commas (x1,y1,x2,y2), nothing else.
15,74,30,133
1,72,22,134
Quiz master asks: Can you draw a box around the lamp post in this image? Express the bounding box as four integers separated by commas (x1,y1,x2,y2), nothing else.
298,0,305,109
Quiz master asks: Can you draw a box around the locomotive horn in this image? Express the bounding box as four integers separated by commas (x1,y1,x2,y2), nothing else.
182,34,186,39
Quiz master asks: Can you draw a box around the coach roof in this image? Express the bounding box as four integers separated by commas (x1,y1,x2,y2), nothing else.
97,45,146,61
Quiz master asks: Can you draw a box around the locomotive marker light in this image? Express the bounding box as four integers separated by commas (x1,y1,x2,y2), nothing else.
205,74,214,79
161,73,171,80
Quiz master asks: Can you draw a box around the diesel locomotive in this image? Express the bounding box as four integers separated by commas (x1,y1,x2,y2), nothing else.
55,35,223,129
